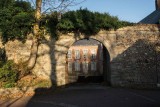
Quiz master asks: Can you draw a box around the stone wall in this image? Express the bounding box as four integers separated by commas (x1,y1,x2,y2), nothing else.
111,25,160,88
0,24,160,88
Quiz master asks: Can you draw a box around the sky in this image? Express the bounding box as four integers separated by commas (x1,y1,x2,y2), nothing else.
68,0,155,23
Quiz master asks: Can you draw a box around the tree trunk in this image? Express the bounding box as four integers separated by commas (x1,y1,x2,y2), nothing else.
27,37,39,70
27,0,42,70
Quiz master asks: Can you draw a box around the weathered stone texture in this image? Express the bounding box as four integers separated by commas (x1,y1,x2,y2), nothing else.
5,40,32,63
1,24,160,88
111,25,160,88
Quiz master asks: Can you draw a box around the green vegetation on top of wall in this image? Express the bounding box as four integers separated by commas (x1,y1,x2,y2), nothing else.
0,0,34,43
0,1,133,42
56,9,133,34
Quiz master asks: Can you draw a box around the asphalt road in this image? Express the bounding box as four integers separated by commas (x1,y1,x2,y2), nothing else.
1,84,160,107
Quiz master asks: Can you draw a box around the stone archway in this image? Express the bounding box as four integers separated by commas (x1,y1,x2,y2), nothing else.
52,31,115,86
65,38,111,84
3,25,159,88
53,25,160,88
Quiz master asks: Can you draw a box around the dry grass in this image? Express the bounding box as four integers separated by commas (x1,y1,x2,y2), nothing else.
0,75,53,100
17,75,52,89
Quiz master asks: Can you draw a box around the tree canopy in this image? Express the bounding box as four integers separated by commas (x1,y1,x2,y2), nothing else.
0,0,133,80
46,8,133,36
0,1,133,42
0,0,34,42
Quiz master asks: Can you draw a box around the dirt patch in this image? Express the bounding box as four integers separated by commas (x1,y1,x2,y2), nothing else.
17,75,52,88
0,75,52,100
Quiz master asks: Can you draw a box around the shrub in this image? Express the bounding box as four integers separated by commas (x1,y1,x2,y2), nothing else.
2,82,15,88
45,9,133,37
0,60,18,88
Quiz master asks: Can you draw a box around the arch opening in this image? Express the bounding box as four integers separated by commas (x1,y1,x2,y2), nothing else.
65,38,111,85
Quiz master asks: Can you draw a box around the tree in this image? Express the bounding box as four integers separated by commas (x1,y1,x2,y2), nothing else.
0,0,14,9
0,0,85,77
56,9,133,34
26,0,86,72
0,0,34,42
